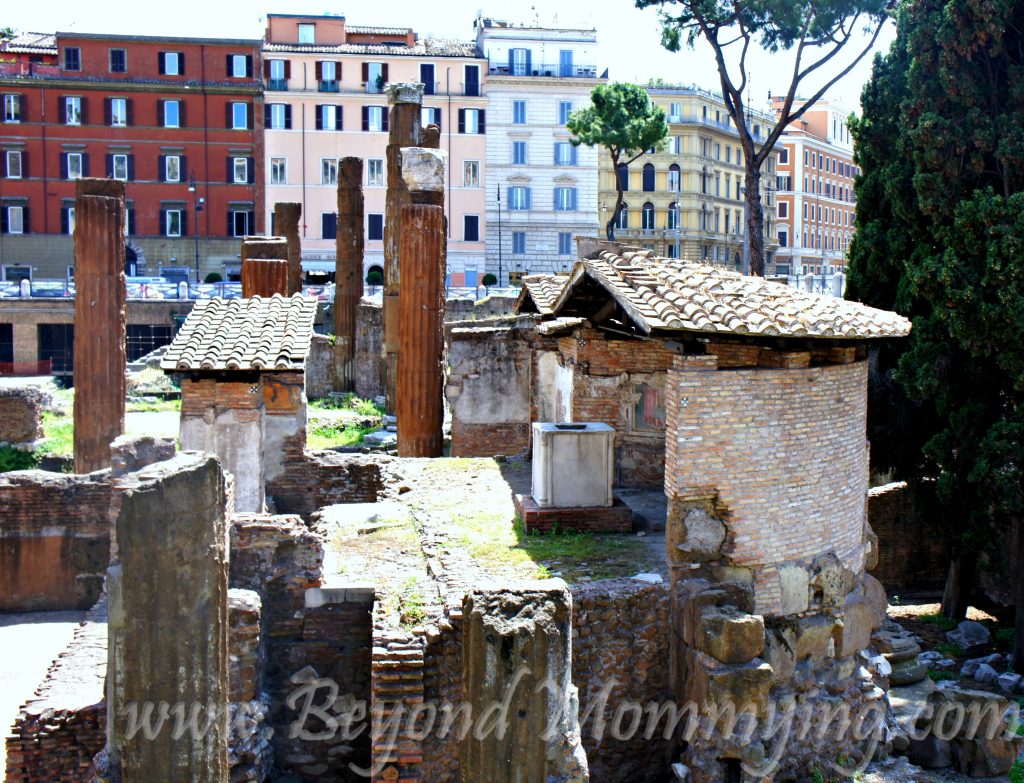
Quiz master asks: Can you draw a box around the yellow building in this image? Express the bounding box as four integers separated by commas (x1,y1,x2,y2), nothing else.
598,85,779,270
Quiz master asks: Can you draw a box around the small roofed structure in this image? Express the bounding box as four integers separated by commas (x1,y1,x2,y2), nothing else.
515,274,570,318
162,294,317,512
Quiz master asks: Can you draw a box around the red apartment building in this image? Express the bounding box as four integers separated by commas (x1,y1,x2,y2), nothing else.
0,31,263,283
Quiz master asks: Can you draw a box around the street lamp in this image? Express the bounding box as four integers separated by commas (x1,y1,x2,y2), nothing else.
188,173,205,284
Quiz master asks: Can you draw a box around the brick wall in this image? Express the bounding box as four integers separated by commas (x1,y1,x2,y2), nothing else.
572,580,672,780
266,449,388,520
0,387,45,444
665,355,870,616
0,470,112,611
868,482,945,594
370,614,426,783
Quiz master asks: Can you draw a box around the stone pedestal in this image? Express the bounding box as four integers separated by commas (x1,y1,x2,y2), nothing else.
531,422,615,508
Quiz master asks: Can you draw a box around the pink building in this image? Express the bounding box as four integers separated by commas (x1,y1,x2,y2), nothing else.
262,14,488,286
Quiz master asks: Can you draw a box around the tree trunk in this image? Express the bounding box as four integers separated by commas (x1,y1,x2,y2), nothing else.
941,552,977,622
745,167,765,277
607,157,624,241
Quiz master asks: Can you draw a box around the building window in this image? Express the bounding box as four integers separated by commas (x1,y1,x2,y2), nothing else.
558,49,574,77
298,23,315,43
464,160,480,188
109,48,127,73
165,209,183,237
163,100,181,128
512,99,527,125
512,231,526,255
63,46,81,71
163,155,181,183
367,158,384,187
321,158,338,185
617,204,629,229
4,205,25,234
510,47,530,76
669,101,682,121
559,101,572,125
554,187,577,212
318,60,339,90
110,97,128,127
512,140,527,166
316,104,342,131
367,213,384,241
464,64,480,97
617,164,629,191
421,106,442,130
270,157,287,185
667,202,679,230
554,142,576,166
317,212,337,240
160,51,182,75
231,209,253,237
111,153,129,181
508,186,531,211
459,108,484,134
5,150,22,179
230,54,251,78
268,103,290,130
463,215,480,242
642,163,656,191
668,164,681,192
778,202,789,219
58,96,83,128
420,63,435,95
233,157,249,184
668,135,681,155
364,106,386,132
66,152,84,180
365,62,386,93
3,95,21,123
642,202,655,230
558,232,572,255
779,147,789,165
62,205,75,235
231,102,249,130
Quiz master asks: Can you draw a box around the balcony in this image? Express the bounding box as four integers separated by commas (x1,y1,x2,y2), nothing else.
487,62,599,79
267,78,288,91
0,62,61,78
318,80,340,93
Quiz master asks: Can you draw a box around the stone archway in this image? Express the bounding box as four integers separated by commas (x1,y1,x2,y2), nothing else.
126,238,146,276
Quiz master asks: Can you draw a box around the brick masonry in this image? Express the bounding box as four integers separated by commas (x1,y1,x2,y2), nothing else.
0,469,112,611
265,447,389,520
868,481,945,594
514,494,635,534
0,387,45,444
665,355,870,616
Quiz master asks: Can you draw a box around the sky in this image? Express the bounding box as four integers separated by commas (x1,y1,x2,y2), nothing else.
8,0,896,113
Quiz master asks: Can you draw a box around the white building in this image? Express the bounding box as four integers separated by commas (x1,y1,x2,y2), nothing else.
475,15,603,282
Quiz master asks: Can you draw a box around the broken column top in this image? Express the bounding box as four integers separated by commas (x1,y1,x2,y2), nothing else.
75,177,126,200
387,82,424,105
242,236,289,259
401,147,447,192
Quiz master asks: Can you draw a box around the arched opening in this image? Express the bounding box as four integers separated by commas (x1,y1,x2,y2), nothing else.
667,201,679,231
642,162,656,192
642,201,655,231
668,163,681,193
616,202,629,230
616,163,629,192
125,245,138,277
365,264,384,286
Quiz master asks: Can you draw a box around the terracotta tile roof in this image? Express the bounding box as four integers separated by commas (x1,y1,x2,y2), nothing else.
161,294,317,372
263,39,479,58
0,32,57,54
553,250,911,340
515,274,570,317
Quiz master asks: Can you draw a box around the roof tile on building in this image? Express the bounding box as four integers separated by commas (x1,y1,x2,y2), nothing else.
263,39,479,58
553,250,911,340
0,32,57,54
516,274,569,317
161,294,317,372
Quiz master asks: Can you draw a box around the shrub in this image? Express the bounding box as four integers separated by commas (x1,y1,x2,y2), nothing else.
366,269,383,286
482,273,498,287
204,272,223,283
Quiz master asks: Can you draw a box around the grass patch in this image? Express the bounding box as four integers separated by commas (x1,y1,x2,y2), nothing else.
38,411,73,458
934,641,964,658
307,419,380,449
310,393,384,418
0,446,39,472
928,669,961,682
126,398,181,413
920,613,958,631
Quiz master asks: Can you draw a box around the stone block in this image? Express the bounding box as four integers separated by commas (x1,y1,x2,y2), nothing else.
667,503,726,564
794,614,836,661
906,735,952,768
400,147,446,193
532,422,614,508
809,551,856,609
698,605,765,665
110,434,177,477
684,650,773,718
834,593,876,658
763,622,797,682
946,620,991,656
777,564,810,615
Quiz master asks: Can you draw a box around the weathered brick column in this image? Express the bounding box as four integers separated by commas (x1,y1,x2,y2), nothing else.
73,178,126,474
335,157,363,391
273,203,303,295
241,237,289,297
107,453,229,782
396,148,446,457
382,82,424,414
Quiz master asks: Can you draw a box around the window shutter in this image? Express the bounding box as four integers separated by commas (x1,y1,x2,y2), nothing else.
61,207,69,235
228,210,234,236
381,63,389,83
21,207,29,234
19,151,26,177
157,99,165,125
525,188,532,209
226,55,233,77
104,98,112,126
181,209,187,237
458,109,465,134
315,61,322,81
19,94,27,122
106,154,113,178
226,157,233,184
58,96,67,124
0,208,6,234
284,60,291,79
571,189,577,211
158,52,166,75
335,61,341,79
315,106,323,131
80,97,88,125
507,50,514,72
263,59,271,79
158,155,166,182
225,102,232,129
525,50,532,73
478,110,485,134
82,153,90,177
265,104,272,127
245,55,253,78
179,102,187,128
178,52,185,74
180,156,187,179
127,155,135,181
571,145,578,166
382,109,388,132
246,103,252,130
361,62,369,83
553,144,558,165
125,99,134,126
284,105,292,129
127,208,135,235
0,154,5,178
335,106,343,131
247,157,255,184
361,106,369,132
60,154,68,180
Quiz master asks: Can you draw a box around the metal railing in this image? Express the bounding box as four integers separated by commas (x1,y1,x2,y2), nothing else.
487,62,599,79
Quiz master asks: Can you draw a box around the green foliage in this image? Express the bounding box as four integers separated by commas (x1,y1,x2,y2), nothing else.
203,272,223,283
0,446,38,473
366,269,383,286
846,0,1024,618
934,642,964,658
481,273,498,287
40,411,73,458
310,393,383,417
1012,759,1024,783
928,669,960,682
919,613,958,631
567,82,667,239
997,628,1016,644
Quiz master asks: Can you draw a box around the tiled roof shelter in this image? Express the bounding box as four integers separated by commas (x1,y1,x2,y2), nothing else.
162,294,316,373
515,274,570,317
542,250,911,340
